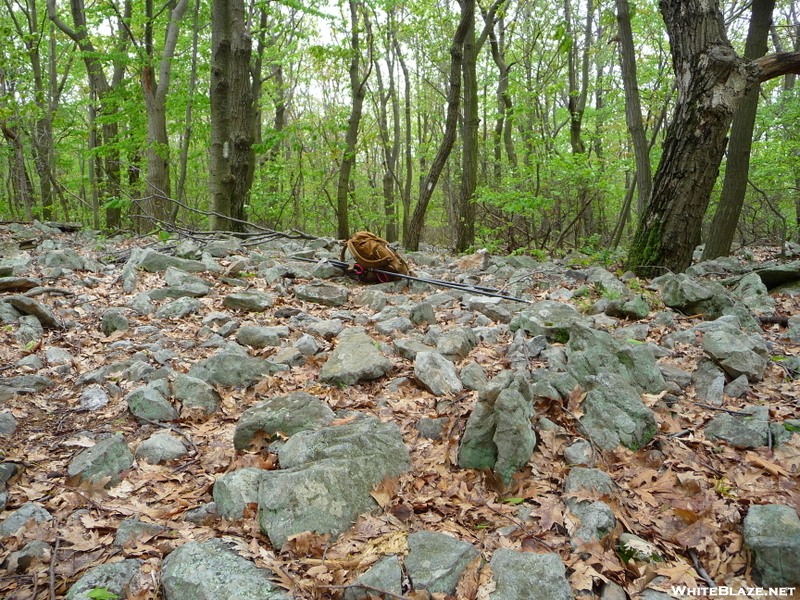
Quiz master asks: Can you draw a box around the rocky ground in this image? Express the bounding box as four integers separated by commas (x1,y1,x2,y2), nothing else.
1,221,799,600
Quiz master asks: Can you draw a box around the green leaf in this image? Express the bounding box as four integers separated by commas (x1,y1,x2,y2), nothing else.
87,588,119,600
502,497,525,505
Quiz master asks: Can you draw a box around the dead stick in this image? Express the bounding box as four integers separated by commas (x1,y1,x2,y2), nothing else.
688,548,716,588
324,583,414,600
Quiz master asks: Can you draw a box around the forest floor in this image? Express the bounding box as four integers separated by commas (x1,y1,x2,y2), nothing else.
1,231,799,600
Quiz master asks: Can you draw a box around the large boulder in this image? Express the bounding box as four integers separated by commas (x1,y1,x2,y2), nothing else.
743,504,800,586
509,300,590,343
257,417,410,547
566,323,666,394
701,325,769,381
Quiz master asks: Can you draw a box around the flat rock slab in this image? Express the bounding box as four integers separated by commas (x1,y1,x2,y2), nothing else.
188,352,286,387
257,417,410,548
4,295,60,328
489,549,574,600
162,538,286,600
404,530,480,595
319,331,392,386
133,249,208,273
294,282,350,307
704,405,770,448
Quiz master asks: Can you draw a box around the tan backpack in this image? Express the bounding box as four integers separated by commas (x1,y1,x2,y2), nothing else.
340,231,412,281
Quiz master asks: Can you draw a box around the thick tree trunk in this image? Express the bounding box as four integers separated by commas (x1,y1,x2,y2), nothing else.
615,0,652,216
627,0,761,277
702,0,776,261
209,0,256,232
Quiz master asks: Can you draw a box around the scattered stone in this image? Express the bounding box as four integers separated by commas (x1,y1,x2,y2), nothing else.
417,417,448,440
743,504,800,586
488,548,573,600
114,518,165,547
133,249,207,273
257,417,410,547
126,385,179,422
0,412,18,437
13,314,43,347
65,559,144,600
343,554,402,600
135,432,188,464
701,325,769,381
66,433,134,488
222,290,274,312
101,308,129,336
155,296,202,319
319,330,392,386
414,351,463,396
233,391,335,451
579,373,657,450
564,439,593,466
214,467,268,520
294,281,350,307
4,295,60,328
605,294,650,320
80,386,109,411
404,530,480,595
691,359,726,405
460,360,488,391
188,352,285,387
705,405,770,448
509,300,588,343
0,502,53,539
162,538,287,600
236,325,289,348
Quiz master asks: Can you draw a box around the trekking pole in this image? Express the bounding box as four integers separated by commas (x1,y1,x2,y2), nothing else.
289,256,534,304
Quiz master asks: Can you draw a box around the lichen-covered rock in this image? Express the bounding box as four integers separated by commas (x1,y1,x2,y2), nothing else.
319,331,391,386
414,352,463,396
743,504,800,586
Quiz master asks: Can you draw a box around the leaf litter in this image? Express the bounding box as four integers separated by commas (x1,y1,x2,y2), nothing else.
0,237,799,599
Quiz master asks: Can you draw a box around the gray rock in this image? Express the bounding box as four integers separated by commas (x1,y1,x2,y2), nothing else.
0,276,41,293
414,351,463,396
309,258,342,279
612,323,649,341
588,267,630,297
172,373,222,415
149,282,211,300
404,530,480,595
4,295,60,328
377,316,415,336
466,296,512,323
393,338,436,360
66,433,134,488
702,325,769,381
564,467,614,512
294,282,350,307
188,352,285,387
488,548,573,600
724,374,749,398
319,331,392,386
293,334,320,356
257,417,410,547
155,296,202,319
65,559,144,600
272,347,305,367
460,360,488,391
101,308,129,336
133,249,207,273
506,330,547,370
162,538,286,600
13,314,43,346
509,300,588,343
564,439,593,466
355,289,387,311
3,539,51,573
734,272,776,314
236,325,289,348
0,300,22,323
743,504,800,586
566,323,666,393
754,260,800,289
579,373,657,450
45,346,74,366
223,290,274,312
79,386,109,411
114,518,165,547
42,248,85,270
662,273,759,329
0,412,18,436
0,502,53,538
493,387,537,484
417,417,448,440
343,554,402,600
437,326,478,360
233,391,335,451
214,467,268,520
410,301,436,325
183,502,218,525
570,500,616,545
135,432,188,464
126,386,179,421
705,405,770,448
605,294,650,320
2,374,54,392
691,359,726,405
307,319,345,339
618,532,663,563
204,238,242,257
658,364,692,389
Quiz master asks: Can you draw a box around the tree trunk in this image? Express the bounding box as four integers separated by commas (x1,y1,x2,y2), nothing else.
394,34,413,242
141,0,189,225
335,0,370,240
404,1,472,251
701,0,776,261
455,0,478,252
209,0,256,232
627,0,765,276
615,0,652,216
